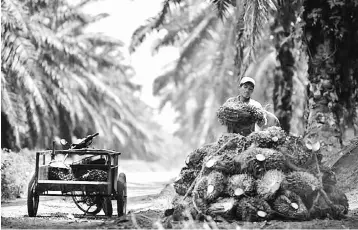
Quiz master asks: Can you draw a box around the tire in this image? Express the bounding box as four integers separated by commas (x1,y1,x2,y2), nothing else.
27,175,39,217
71,191,102,215
117,173,127,217
103,197,113,217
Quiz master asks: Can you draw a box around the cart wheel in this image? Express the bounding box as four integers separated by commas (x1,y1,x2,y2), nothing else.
71,191,102,215
117,173,127,217
102,197,113,217
27,175,39,217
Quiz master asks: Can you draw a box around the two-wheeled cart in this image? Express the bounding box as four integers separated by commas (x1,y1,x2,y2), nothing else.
27,148,127,217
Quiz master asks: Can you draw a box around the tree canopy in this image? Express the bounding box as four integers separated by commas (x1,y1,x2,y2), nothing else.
1,0,182,160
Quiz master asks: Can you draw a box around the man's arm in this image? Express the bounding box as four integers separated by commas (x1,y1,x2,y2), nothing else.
249,99,267,130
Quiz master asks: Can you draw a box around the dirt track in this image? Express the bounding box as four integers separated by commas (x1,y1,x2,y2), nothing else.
2,169,358,229
1,169,178,229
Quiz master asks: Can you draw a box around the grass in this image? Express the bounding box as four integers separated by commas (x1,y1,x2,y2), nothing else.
1,148,36,200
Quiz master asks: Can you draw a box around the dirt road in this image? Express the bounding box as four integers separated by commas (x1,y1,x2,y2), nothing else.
1,168,179,229
2,165,358,229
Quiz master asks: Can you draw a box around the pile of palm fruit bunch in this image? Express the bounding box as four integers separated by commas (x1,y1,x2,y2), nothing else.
216,98,266,127
47,160,108,181
170,126,349,222
48,162,74,180
77,169,108,181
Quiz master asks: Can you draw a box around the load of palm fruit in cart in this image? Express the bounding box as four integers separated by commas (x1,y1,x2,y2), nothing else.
170,101,349,222
48,164,107,182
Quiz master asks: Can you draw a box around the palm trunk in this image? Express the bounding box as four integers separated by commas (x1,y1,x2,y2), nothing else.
273,41,294,133
271,2,304,134
303,1,342,167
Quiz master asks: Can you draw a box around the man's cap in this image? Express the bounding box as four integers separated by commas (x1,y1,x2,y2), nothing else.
240,77,255,86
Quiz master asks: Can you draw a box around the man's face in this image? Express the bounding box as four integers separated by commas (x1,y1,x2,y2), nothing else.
239,83,254,99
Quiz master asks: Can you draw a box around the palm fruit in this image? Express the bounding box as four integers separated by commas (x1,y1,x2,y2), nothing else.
236,197,273,222
234,148,286,177
207,197,237,219
310,184,349,220
171,195,199,221
227,174,255,197
256,148,287,172
173,167,199,196
217,133,250,151
185,143,219,169
256,170,285,200
217,97,265,127
282,171,321,207
78,169,107,181
248,126,286,149
206,171,227,202
277,135,312,167
272,190,309,220
204,149,240,175
234,147,261,177
324,185,349,214
192,176,209,212
48,166,73,180
308,165,337,186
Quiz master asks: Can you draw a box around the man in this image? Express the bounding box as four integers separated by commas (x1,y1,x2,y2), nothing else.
225,77,267,136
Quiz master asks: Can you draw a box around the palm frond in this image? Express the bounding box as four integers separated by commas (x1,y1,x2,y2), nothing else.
1,81,20,128
243,0,276,64
152,7,209,53
153,69,175,95
1,0,28,32
210,0,232,19
129,0,177,53
210,18,235,83
173,13,218,83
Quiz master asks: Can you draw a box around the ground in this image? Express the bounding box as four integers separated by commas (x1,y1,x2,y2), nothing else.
1,160,358,229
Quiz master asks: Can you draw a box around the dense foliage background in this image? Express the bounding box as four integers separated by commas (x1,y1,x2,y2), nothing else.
1,0,186,161
1,0,357,199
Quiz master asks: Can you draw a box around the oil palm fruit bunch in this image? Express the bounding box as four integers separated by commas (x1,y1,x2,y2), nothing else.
192,177,209,213
310,185,349,220
204,149,240,175
234,147,259,175
272,190,309,220
78,169,108,181
171,195,199,221
277,135,312,167
323,184,349,215
174,167,199,196
314,184,349,219
234,148,285,177
256,170,285,200
227,174,255,197
236,197,273,221
217,98,265,126
207,197,237,219
282,171,321,206
308,165,337,186
248,126,286,148
186,143,219,169
217,133,250,151
206,171,227,202
256,148,287,172
48,167,74,180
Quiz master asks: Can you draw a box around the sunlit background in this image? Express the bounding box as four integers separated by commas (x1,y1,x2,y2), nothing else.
82,0,180,133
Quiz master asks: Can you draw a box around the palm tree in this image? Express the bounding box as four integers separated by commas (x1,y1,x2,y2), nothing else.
130,0,276,147
1,0,169,159
269,0,304,133
303,0,358,166
130,0,358,164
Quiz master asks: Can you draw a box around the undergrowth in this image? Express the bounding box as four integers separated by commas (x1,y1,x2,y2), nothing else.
1,149,36,200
